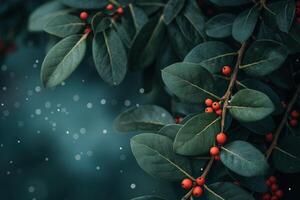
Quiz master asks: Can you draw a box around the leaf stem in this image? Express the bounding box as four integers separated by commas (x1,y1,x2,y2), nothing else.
181,188,193,200
265,84,300,159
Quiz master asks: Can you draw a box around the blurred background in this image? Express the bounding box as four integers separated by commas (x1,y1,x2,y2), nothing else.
0,1,299,200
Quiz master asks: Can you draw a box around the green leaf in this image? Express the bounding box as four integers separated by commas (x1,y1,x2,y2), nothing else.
272,135,300,173
277,0,295,33
41,34,87,88
204,182,254,200
229,172,268,193
158,124,182,140
240,116,275,135
44,14,85,37
205,13,235,38
174,113,221,156
129,4,149,31
163,0,186,25
162,62,219,103
131,133,192,181
28,1,67,31
129,16,166,70
229,89,275,122
240,40,288,76
114,105,174,132
232,5,259,43
93,28,127,86
209,0,251,6
58,0,107,9
131,196,166,200
184,41,237,73
220,141,269,177
94,16,112,33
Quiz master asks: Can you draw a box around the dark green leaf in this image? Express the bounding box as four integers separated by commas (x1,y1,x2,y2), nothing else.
174,113,221,156
240,116,275,135
163,0,185,25
28,1,67,31
129,4,149,31
94,17,112,33
204,182,254,200
44,14,85,37
131,133,192,181
41,34,87,88
93,29,127,85
158,124,182,140
229,172,268,193
205,13,235,38
232,5,259,43
276,0,295,33
114,105,174,132
58,0,107,9
131,196,166,200
220,141,269,177
229,89,275,122
240,40,288,76
162,62,220,103
209,0,251,6
184,41,237,73
272,135,300,173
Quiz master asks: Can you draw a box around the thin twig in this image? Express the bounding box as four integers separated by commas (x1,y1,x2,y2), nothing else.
265,84,300,159
181,188,193,200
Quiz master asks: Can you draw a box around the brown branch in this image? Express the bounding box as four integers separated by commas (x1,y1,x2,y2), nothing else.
265,84,300,159
181,188,193,200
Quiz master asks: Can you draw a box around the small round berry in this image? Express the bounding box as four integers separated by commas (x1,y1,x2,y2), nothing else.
196,177,205,186
291,110,299,118
271,196,278,200
271,183,279,192
265,180,271,187
262,193,271,200
175,116,183,124
268,176,277,184
290,119,298,127
215,109,222,116
222,66,232,76
181,178,193,190
216,132,227,145
297,17,300,24
192,186,203,197
84,27,92,34
275,190,283,198
265,133,273,142
106,3,114,10
205,107,213,113
214,155,221,161
233,180,240,185
212,102,220,110
210,146,220,156
117,6,124,14
205,98,213,106
80,11,89,20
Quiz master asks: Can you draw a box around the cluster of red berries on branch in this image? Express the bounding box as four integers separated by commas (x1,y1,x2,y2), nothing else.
204,99,222,116
210,132,227,160
181,177,206,197
262,176,283,200
295,1,300,24
289,109,299,127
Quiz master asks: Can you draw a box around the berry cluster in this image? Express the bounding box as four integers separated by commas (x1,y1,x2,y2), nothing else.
262,176,283,200
79,11,92,34
289,109,299,127
204,99,222,116
296,1,300,24
210,132,227,160
181,177,206,197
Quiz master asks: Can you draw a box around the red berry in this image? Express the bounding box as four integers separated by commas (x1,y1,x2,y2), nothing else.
212,102,220,110
291,110,299,118
215,109,222,116
265,180,271,187
262,193,271,200
271,196,278,200
271,183,279,192
84,27,92,34
297,17,300,24
265,133,273,142
181,178,193,190
80,12,89,20
117,6,124,14
296,7,300,16
205,107,213,113
106,3,114,10
175,116,183,124
290,119,298,127
205,98,213,106
233,180,240,185
214,155,221,161
210,146,219,156
192,186,203,197
196,177,205,186
268,176,277,184
222,66,232,76
275,190,283,198
216,132,227,145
